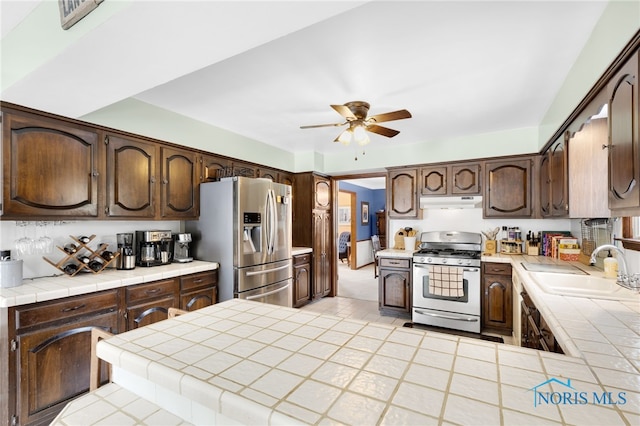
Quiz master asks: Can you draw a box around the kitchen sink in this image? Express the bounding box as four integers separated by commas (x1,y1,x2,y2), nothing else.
528,271,640,301
521,262,587,275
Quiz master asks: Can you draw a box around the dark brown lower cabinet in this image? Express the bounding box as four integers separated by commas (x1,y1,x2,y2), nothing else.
293,253,312,308
125,279,179,330
378,257,412,317
180,271,218,311
481,263,513,335
521,290,563,354
5,270,218,425
9,290,119,426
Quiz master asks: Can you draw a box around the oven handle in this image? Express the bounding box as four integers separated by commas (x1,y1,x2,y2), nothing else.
413,309,479,322
413,264,479,272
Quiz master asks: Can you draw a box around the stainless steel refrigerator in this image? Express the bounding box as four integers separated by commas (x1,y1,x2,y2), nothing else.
186,177,292,307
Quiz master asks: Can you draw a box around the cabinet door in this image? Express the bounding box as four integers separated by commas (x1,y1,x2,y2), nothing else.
482,274,512,333
293,259,311,308
378,268,410,313
181,287,216,311
314,176,331,209
550,138,568,217
539,153,551,217
200,155,232,182
569,117,611,218
105,134,157,218
257,168,278,182
16,312,118,425
2,113,99,217
160,147,198,218
279,173,294,187
608,52,640,210
484,158,532,217
312,211,331,298
451,163,481,195
126,297,176,330
420,166,447,195
388,168,420,218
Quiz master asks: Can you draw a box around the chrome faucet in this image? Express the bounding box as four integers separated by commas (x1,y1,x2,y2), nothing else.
590,244,638,291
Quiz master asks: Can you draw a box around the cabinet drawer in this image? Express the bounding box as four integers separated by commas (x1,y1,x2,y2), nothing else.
180,271,217,292
15,290,118,330
126,278,178,304
482,262,512,275
294,253,311,265
379,258,411,269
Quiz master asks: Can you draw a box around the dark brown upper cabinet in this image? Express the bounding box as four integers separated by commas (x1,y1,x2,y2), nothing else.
2,111,100,218
388,168,421,218
539,136,568,217
160,146,199,219
483,157,533,218
608,49,640,212
105,133,157,218
420,162,481,196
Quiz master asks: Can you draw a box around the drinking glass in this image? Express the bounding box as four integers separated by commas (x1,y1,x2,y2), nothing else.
14,221,33,257
36,221,54,254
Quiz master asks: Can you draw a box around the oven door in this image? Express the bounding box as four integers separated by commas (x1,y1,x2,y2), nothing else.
412,263,480,316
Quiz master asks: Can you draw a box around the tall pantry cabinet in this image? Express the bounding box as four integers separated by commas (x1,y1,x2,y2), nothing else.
293,173,332,300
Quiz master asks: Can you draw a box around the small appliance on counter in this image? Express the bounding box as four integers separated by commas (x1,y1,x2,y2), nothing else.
116,233,136,270
0,250,23,288
135,230,173,267
173,233,193,263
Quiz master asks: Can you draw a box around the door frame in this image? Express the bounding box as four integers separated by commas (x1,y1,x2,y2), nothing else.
331,172,387,297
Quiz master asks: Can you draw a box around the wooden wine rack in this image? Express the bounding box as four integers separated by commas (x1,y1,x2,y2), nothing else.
43,234,120,276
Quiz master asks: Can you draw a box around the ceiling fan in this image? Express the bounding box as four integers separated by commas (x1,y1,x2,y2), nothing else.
300,101,412,146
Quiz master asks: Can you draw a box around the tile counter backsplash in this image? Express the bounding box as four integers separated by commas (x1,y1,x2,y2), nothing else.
0,220,182,279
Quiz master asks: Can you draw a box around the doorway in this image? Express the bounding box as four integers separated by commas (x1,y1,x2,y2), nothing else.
332,174,386,302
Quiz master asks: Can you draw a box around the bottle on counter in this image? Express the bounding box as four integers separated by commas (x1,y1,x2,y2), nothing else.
603,250,618,278
63,263,78,275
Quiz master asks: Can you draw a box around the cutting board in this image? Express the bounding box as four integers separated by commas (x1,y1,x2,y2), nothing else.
393,228,418,250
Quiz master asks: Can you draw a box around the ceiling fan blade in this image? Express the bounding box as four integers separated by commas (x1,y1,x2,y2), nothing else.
300,122,344,129
331,104,357,120
367,109,412,123
366,124,400,138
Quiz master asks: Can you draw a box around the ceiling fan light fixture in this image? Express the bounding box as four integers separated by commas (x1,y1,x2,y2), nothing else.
353,124,367,144
337,129,352,145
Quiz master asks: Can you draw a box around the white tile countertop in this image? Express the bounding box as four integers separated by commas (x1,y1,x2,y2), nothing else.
292,247,312,256
0,261,218,308
375,248,415,258
97,297,639,425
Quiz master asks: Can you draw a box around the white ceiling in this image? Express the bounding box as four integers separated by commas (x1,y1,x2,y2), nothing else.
1,1,609,157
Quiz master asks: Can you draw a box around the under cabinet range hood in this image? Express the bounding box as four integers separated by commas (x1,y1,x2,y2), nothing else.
420,196,482,209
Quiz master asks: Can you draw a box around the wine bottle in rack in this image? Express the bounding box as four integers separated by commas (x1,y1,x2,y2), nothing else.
63,243,78,254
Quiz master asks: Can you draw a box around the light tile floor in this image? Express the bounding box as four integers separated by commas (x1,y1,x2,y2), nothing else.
306,262,515,344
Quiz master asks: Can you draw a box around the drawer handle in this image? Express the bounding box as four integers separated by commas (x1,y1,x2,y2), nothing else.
193,279,203,283
61,304,86,313
145,288,161,295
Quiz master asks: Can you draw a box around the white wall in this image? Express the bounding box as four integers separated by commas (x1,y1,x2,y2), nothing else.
389,208,573,250
0,220,182,279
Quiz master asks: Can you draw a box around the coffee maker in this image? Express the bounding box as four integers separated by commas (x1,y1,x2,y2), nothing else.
173,233,193,263
135,230,173,267
116,233,136,270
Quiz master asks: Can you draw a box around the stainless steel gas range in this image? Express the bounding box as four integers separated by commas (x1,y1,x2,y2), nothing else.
412,231,482,333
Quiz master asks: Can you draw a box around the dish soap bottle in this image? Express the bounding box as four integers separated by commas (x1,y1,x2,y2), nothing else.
603,250,618,279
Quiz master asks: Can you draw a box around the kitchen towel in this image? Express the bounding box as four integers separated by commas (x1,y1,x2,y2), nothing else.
428,265,464,297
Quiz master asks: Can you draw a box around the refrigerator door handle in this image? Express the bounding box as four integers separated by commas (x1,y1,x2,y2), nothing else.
266,189,276,255
245,263,290,276
246,282,291,300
